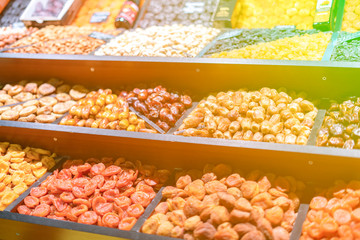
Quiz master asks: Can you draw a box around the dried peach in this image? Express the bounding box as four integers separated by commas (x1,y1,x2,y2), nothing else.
184,196,203,218
184,215,202,231
217,192,236,209
176,175,191,189
185,179,206,200
235,198,252,212
210,206,230,225
205,180,227,195
193,222,217,240
241,181,259,199
214,227,239,240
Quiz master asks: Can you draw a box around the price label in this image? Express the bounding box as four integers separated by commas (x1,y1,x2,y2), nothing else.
274,25,296,30
12,22,26,29
90,12,110,23
183,2,205,14
88,31,114,41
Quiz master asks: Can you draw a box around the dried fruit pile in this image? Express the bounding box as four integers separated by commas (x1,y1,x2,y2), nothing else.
210,32,331,61
60,89,156,133
233,0,316,30
0,142,56,210
138,0,216,28
341,0,360,33
0,26,37,50
125,86,193,131
177,87,317,145
0,79,88,123
317,98,360,149
142,163,303,239
5,26,109,55
17,157,170,230
204,28,319,56
331,32,360,62
72,0,126,30
301,180,360,239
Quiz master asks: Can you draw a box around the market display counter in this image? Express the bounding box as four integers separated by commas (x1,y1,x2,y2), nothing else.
1,57,360,239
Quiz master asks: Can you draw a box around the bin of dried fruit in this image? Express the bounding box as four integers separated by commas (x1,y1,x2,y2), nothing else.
0,26,37,50
16,157,170,230
317,97,360,149
142,163,304,239
341,0,360,33
233,0,316,30
72,0,126,30
5,26,110,55
210,32,332,61
301,180,360,239
176,87,317,145
94,25,220,57
59,89,157,133
0,79,88,123
331,32,360,62
138,0,217,29
0,142,56,210
124,86,193,132
203,28,320,56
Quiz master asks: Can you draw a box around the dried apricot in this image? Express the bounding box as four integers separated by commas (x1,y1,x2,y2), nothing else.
78,211,98,225
241,181,259,199
333,209,351,225
118,217,137,231
32,204,50,217
309,196,327,210
205,180,227,195
127,204,144,218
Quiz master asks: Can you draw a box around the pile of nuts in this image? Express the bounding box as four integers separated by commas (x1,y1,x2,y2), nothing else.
5,26,108,55
72,0,126,30
341,0,360,33
204,28,320,56
0,26,38,50
17,157,170,230
95,25,220,57
138,0,217,28
142,163,303,239
317,98,360,149
0,79,88,123
60,89,156,133
0,142,56,210
233,0,316,30
301,180,360,239
176,87,317,145
210,32,332,61
125,86,193,131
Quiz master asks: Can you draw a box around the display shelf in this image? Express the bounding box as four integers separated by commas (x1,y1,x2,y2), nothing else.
2,40,360,239
0,123,359,239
